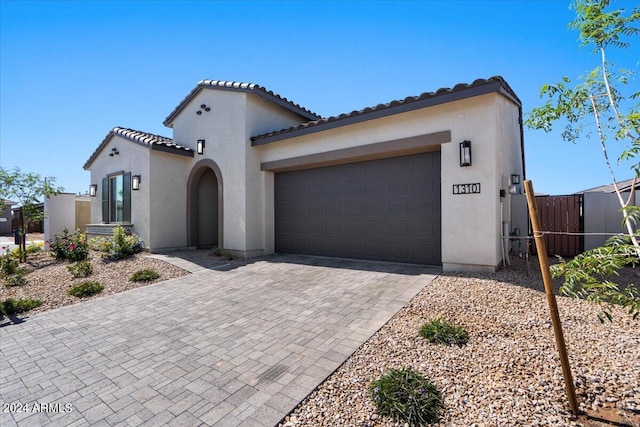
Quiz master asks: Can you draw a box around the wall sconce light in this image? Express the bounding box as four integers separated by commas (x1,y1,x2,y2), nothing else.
510,174,521,185
197,139,205,155
89,184,97,197
459,140,472,167
132,175,141,191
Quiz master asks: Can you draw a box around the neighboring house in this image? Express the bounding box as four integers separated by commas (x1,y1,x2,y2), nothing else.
1,200,16,235
11,203,44,233
84,76,525,272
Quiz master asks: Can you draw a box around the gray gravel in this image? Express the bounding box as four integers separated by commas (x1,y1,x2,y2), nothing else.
280,258,640,426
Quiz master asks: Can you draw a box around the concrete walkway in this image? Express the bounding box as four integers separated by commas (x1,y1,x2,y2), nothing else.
0,255,439,426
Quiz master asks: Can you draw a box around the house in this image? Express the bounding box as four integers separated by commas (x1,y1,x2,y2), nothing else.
83,76,525,272
1,200,16,235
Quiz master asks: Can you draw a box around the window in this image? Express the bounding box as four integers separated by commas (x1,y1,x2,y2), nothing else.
102,172,131,223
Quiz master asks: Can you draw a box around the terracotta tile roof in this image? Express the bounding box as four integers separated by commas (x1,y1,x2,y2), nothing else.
163,80,321,127
83,127,193,170
251,76,521,145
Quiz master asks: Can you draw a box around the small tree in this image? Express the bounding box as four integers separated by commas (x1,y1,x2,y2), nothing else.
0,167,63,262
526,0,640,320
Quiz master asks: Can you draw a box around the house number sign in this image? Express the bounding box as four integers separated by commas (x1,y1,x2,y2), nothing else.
453,183,481,195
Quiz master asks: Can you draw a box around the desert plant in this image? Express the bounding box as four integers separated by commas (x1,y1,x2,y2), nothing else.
130,269,160,282
67,260,93,278
49,228,89,262
97,226,143,261
0,298,42,317
1,254,19,276
370,367,443,425
211,247,236,261
420,318,469,347
4,271,27,287
26,242,43,254
67,281,103,298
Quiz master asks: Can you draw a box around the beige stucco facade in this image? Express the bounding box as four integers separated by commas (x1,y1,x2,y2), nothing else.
84,78,525,272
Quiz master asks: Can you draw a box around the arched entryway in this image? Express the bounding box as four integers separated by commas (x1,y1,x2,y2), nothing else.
187,160,223,248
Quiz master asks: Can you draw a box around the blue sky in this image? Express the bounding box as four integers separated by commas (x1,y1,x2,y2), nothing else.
1,0,638,196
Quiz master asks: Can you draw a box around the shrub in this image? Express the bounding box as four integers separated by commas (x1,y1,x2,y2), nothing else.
1,254,19,276
370,368,443,425
130,269,160,282
26,242,43,254
49,228,89,262
211,247,236,261
67,260,93,278
4,271,27,287
0,298,43,317
96,226,143,261
420,319,469,347
67,281,104,298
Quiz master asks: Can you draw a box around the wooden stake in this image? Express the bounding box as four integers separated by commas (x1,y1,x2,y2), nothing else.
524,180,579,415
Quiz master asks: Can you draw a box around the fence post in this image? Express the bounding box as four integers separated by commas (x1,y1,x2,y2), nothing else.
524,180,579,415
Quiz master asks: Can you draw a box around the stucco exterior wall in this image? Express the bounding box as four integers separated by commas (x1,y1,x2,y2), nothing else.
584,191,638,250
257,92,523,271
88,135,152,247
148,151,192,250
44,193,76,249
172,89,248,252
245,96,311,255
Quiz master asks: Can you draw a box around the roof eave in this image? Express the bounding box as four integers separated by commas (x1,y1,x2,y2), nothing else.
251,79,520,146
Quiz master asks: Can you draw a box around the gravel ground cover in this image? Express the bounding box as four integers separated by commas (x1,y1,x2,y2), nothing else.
280,257,640,427
0,249,188,317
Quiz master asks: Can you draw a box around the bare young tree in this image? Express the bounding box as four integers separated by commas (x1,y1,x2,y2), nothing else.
526,0,640,321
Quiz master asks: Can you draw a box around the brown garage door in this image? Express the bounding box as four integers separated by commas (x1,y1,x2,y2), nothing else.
274,151,441,264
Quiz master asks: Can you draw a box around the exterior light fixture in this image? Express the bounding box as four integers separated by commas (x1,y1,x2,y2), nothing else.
89,184,97,197
510,174,521,185
197,139,205,155
459,140,472,167
132,175,141,191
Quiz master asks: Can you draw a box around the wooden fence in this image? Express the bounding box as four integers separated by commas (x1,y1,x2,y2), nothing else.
533,195,583,257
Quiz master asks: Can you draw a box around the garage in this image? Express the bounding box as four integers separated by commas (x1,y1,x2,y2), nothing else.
274,151,441,265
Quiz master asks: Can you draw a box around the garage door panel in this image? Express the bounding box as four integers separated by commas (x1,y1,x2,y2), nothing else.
275,152,441,265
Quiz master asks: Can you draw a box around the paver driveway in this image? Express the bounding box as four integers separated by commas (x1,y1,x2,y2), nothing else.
0,254,438,426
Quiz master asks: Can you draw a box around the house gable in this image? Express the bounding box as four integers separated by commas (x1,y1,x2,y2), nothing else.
83,127,193,170
163,80,321,129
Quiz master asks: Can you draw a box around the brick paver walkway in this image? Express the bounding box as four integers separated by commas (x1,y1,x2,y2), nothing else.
0,255,438,426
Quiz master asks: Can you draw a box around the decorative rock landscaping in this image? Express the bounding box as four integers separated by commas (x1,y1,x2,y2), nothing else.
280,259,640,426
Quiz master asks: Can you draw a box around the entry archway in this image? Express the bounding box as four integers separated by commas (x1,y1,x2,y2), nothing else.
187,159,223,248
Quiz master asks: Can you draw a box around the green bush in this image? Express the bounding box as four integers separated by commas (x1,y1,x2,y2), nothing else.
26,242,43,254
1,254,19,275
130,269,160,282
420,319,469,347
96,226,143,261
67,281,104,298
67,260,93,278
4,271,27,287
49,228,89,262
211,247,236,261
0,298,43,317
370,367,443,425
